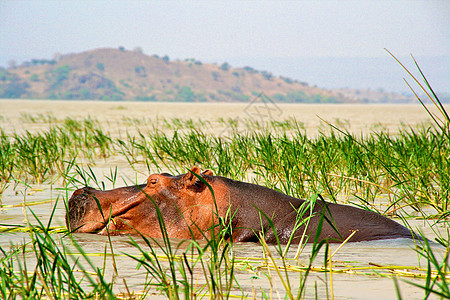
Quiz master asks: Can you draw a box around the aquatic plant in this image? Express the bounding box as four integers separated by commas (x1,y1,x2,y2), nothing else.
1,186,447,299
1,112,448,217
0,55,448,298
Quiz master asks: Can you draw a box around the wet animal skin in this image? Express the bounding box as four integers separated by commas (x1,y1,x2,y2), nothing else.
67,167,420,244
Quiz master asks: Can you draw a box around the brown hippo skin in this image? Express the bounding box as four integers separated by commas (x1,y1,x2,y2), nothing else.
66,167,418,244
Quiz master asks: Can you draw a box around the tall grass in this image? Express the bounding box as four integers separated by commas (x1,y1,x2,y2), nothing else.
0,204,116,299
1,113,448,218
2,192,446,298
123,172,239,299
115,123,448,218
0,117,113,189
0,159,448,298
386,51,450,298
0,56,448,298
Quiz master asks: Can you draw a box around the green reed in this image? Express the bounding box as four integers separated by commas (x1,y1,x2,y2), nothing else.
0,205,115,299
0,117,114,190
1,216,446,299
0,163,447,298
1,57,448,299
0,130,14,194
127,170,239,299
2,114,448,218
115,123,448,218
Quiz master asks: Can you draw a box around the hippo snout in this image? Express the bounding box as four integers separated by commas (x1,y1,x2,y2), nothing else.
66,187,96,232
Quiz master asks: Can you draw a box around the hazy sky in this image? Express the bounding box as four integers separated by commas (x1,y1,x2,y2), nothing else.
1,0,448,92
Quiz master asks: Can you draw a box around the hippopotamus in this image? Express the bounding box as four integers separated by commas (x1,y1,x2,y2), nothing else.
66,167,419,244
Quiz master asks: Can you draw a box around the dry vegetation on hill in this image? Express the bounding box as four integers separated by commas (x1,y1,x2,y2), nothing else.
1,47,414,103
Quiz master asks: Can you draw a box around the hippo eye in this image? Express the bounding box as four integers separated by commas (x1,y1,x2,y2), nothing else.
149,178,158,185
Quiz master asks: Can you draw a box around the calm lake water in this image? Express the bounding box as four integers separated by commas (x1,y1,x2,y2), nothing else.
0,100,448,299
0,183,445,299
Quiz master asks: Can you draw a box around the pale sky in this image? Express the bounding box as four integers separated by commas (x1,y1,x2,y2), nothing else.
1,0,448,92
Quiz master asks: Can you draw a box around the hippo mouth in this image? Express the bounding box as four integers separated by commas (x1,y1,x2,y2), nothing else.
66,188,91,232
66,188,114,233
67,187,144,234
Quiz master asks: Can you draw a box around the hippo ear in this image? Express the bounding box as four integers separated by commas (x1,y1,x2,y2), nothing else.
183,167,212,188
183,166,203,186
202,169,214,176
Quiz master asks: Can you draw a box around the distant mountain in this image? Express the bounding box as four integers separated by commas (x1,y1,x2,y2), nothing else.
227,56,450,95
0,48,415,103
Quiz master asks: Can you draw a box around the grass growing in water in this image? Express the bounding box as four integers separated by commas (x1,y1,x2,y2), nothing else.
0,59,449,298
1,117,448,218
119,122,448,218
1,188,448,299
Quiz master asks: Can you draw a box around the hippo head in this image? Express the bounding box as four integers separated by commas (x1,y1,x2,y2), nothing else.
66,167,218,239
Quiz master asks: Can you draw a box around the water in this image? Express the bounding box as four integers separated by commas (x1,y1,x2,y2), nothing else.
0,100,445,138
0,100,448,299
0,177,446,299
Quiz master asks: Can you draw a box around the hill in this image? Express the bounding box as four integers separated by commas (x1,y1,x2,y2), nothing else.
0,48,414,103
